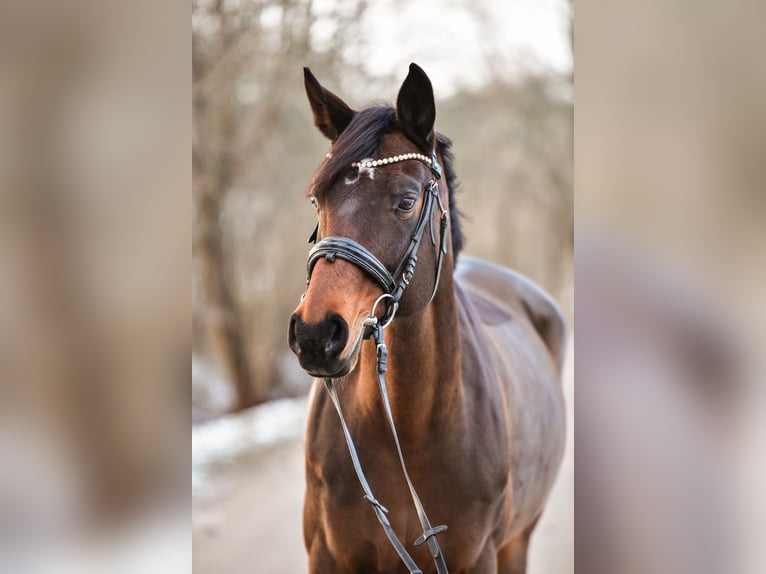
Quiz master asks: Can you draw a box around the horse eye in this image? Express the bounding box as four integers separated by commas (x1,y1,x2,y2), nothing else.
310,197,318,209
397,196,417,212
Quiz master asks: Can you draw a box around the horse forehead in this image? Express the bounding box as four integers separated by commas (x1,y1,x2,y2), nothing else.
317,132,427,200
378,130,416,153
332,193,376,219
322,187,381,237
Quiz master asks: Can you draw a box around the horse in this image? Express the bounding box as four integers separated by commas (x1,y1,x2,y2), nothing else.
288,63,567,574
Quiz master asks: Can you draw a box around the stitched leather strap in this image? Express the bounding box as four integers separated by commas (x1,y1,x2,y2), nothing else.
308,237,397,294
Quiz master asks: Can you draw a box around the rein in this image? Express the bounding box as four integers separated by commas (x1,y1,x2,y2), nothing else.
304,151,450,574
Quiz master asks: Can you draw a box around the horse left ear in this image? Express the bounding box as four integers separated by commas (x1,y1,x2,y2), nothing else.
304,67,356,141
396,63,436,153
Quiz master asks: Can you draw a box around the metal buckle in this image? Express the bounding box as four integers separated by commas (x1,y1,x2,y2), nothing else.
363,494,389,514
413,525,448,547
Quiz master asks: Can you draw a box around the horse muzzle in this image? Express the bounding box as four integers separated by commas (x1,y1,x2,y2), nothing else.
288,312,354,377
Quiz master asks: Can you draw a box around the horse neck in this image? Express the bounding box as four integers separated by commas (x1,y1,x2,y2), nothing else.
354,265,462,440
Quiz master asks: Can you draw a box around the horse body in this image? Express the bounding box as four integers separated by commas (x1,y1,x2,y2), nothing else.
291,64,566,574
455,257,566,538
303,256,565,573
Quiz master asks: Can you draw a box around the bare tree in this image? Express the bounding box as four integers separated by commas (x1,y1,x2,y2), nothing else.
192,0,373,409
193,0,253,408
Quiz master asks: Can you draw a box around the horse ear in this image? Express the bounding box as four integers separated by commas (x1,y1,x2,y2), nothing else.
304,67,355,141
396,63,436,153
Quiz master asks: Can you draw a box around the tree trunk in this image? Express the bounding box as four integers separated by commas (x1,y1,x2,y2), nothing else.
196,192,260,409
192,4,260,410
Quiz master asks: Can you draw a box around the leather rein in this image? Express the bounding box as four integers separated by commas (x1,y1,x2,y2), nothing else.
303,151,450,574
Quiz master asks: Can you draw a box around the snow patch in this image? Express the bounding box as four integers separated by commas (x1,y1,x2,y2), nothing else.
192,355,235,423
192,396,307,496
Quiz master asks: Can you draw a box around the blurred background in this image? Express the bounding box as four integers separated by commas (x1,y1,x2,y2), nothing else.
192,0,573,572
0,0,188,572
577,1,766,573
8,0,763,572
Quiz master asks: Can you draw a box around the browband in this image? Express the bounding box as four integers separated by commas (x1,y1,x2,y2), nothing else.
352,151,442,180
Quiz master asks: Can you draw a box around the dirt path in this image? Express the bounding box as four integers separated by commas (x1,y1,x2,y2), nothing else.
193,349,573,573
193,441,308,574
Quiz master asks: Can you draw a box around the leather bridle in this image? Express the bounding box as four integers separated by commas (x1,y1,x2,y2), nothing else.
302,151,451,574
307,151,448,322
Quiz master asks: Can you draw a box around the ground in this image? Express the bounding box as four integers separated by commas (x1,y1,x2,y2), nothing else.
192,347,573,574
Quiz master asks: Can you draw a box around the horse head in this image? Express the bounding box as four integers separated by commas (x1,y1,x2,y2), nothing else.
288,64,450,378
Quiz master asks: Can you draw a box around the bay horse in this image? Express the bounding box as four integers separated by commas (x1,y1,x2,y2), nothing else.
288,63,566,574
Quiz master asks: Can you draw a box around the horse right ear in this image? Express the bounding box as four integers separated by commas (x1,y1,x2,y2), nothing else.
304,68,355,141
396,63,436,153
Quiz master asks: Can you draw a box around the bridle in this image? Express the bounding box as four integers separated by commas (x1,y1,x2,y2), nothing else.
306,151,449,323
302,150,451,574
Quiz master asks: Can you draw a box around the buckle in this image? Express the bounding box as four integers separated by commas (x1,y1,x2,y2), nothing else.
413,524,448,546
364,494,389,514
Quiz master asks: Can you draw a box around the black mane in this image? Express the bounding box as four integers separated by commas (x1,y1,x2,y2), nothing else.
309,105,465,258
436,132,464,257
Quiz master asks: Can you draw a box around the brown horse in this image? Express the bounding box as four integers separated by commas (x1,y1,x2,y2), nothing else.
288,63,566,574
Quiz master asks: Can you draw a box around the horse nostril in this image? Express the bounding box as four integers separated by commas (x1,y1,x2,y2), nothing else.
288,314,300,353
324,314,348,356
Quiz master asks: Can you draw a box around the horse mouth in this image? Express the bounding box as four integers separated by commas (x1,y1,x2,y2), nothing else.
307,362,351,379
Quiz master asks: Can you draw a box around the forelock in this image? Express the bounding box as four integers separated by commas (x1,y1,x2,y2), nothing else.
310,106,395,197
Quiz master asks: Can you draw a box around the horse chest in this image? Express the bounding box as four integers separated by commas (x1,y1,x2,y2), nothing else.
307,428,507,571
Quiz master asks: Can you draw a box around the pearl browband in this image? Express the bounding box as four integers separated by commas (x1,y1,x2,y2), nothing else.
351,151,443,180
352,152,433,170
307,151,443,245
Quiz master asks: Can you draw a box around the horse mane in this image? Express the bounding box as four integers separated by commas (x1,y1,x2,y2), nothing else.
310,105,465,259
435,132,464,258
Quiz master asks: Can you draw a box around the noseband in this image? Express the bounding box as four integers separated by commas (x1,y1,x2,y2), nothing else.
302,151,451,574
